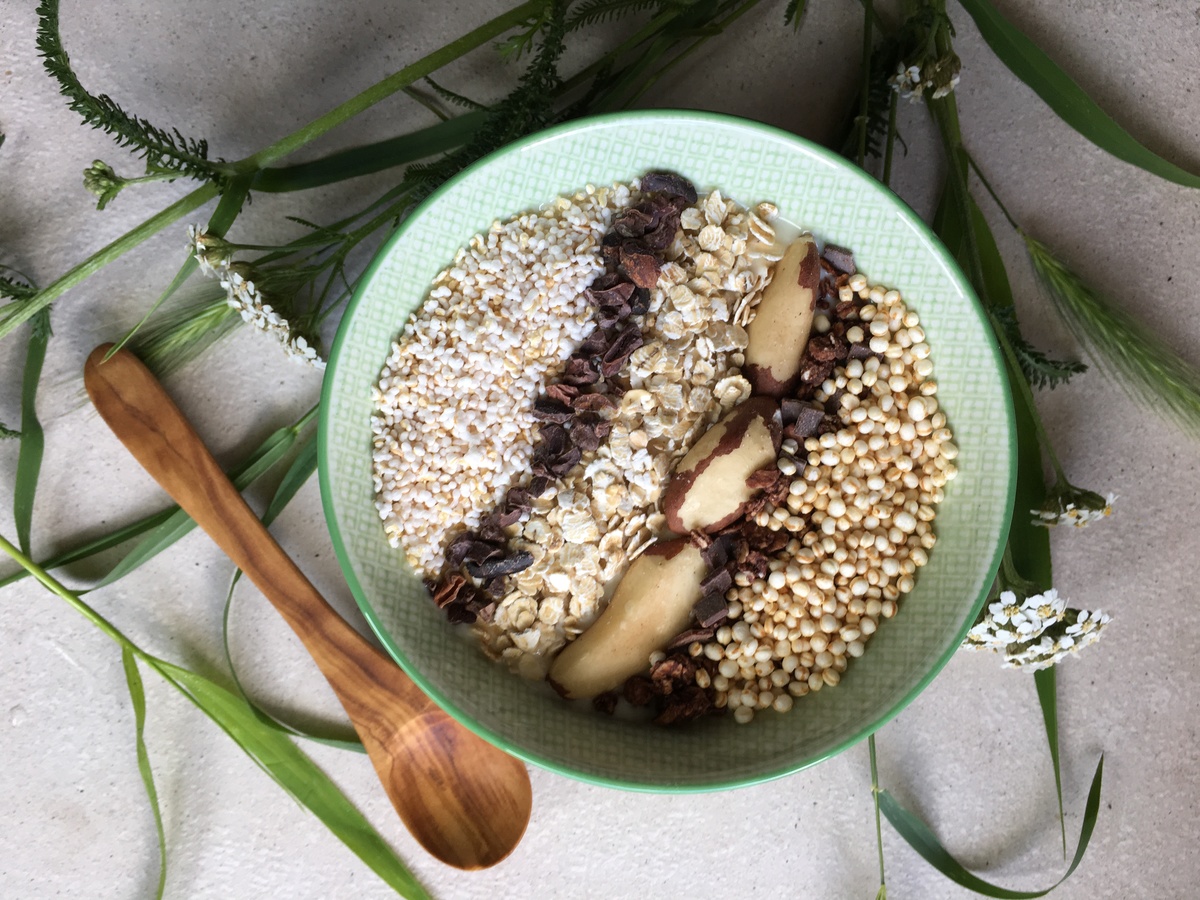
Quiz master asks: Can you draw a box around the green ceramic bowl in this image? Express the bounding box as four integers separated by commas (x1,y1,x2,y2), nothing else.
319,110,1015,791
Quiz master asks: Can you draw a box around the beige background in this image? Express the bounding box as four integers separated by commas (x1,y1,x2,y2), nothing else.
1,1,1197,897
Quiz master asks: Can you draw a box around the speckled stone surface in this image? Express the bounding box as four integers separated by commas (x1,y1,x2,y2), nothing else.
1,2,1198,897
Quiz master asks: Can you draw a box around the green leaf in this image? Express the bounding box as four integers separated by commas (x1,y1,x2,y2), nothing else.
92,408,316,589
122,647,167,900
14,308,52,554
783,0,808,29
956,0,1200,189
251,112,486,193
220,431,365,753
0,507,176,589
878,755,1104,898
149,658,429,899
1034,666,1067,857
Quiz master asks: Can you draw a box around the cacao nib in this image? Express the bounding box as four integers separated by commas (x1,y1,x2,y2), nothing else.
623,675,656,707
746,466,782,491
835,300,860,320
629,287,652,317
545,446,582,477
532,397,575,424
848,342,875,360
445,603,478,625
473,601,497,623
642,213,681,251
667,627,715,650
618,241,661,289
654,685,712,726
612,206,657,238
465,550,534,579
822,243,856,275
544,382,579,405
528,474,552,497
600,324,644,378
640,171,698,204
592,691,619,715
650,653,695,695
807,332,848,363
431,574,470,609
571,392,617,413
563,356,600,385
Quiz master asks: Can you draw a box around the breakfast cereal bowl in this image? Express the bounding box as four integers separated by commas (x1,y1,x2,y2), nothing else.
319,110,1015,791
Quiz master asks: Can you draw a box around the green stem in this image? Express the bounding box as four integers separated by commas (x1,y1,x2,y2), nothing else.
0,533,135,653
882,90,898,187
869,734,887,898
989,308,1069,480
964,150,1019,231
856,0,875,169
626,0,764,106
0,183,219,341
236,0,544,171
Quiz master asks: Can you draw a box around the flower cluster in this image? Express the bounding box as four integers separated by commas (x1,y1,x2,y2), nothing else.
889,53,961,103
187,225,325,370
1033,483,1117,528
964,589,1111,670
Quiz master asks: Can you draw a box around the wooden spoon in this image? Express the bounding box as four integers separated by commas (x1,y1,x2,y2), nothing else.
84,344,532,870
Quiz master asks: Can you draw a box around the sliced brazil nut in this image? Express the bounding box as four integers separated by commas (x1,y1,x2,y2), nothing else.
547,538,707,700
661,396,782,534
744,233,821,398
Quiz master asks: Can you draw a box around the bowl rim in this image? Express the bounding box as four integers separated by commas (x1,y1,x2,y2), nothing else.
318,108,1016,792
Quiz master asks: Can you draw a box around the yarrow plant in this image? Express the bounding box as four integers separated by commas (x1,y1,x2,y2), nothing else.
187,225,325,369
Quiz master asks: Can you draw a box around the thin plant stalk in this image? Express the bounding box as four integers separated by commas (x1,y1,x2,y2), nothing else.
0,183,219,340
870,735,887,899
236,1,545,171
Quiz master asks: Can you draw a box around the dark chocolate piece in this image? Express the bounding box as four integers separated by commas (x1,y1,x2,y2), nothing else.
693,591,730,629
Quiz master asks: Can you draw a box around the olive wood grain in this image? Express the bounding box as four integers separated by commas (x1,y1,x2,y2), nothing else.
84,344,531,870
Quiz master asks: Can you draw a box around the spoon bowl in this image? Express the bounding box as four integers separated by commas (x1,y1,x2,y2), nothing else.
84,344,532,869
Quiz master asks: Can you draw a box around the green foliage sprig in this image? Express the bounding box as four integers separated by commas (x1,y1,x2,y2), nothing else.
991,305,1087,390
35,0,224,184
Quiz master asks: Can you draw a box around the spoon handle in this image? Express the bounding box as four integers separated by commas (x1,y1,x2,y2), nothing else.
84,344,531,869
84,345,430,723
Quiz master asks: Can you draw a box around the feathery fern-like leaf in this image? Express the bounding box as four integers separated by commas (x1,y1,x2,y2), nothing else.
992,306,1087,390
36,0,221,182
566,0,663,31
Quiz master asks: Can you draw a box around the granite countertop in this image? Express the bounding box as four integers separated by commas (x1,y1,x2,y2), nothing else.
2,1,1198,897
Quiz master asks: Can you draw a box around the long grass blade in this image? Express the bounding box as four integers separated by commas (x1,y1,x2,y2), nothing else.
149,657,429,899
877,756,1104,898
92,407,317,589
14,309,51,554
957,0,1200,189
251,111,487,193
121,647,168,900
1034,667,1066,856
220,432,365,752
1025,235,1200,435
935,179,1068,849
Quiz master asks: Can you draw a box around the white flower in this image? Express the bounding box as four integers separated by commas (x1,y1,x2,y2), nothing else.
962,588,1106,670
1033,490,1117,528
